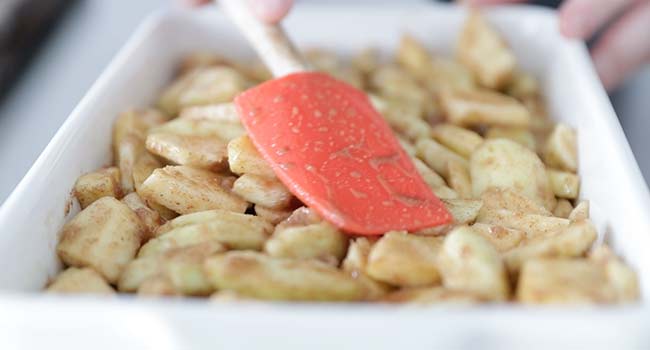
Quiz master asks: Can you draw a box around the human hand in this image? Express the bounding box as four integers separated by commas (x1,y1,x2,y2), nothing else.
461,0,650,91
183,0,294,24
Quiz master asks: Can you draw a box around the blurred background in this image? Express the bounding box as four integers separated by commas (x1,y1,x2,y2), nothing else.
0,0,648,205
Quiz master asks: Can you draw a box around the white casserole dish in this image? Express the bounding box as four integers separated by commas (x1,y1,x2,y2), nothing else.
1,4,649,349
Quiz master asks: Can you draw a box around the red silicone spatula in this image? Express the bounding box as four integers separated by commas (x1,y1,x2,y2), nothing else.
221,0,451,235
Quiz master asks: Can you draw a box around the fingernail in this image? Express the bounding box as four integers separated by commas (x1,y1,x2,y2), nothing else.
249,0,292,24
179,0,201,7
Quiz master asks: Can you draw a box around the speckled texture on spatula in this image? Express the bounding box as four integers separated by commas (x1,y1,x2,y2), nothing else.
235,72,452,235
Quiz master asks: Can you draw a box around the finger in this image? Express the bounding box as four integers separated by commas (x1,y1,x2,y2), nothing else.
183,0,211,6
459,0,527,5
247,0,293,24
591,1,650,91
558,0,638,39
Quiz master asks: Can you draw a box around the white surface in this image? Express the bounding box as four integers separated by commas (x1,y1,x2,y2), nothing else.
0,5,649,348
0,297,649,350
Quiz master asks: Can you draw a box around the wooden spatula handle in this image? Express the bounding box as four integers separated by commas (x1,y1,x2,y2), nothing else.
220,0,307,77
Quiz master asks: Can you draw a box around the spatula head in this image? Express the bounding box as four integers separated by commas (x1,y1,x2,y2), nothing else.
234,72,451,235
